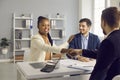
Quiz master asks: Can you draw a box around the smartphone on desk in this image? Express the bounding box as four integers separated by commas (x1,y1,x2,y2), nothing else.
40,58,60,73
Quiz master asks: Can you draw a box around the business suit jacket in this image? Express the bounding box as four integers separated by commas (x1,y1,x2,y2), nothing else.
67,33,100,59
69,32,100,49
82,30,120,80
28,33,68,62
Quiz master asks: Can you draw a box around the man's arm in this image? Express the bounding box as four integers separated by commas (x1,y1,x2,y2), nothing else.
82,49,98,59
89,39,115,80
68,49,98,59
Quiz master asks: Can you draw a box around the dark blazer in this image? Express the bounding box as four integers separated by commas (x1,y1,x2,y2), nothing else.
69,33,100,49
82,30,120,80
67,33,100,59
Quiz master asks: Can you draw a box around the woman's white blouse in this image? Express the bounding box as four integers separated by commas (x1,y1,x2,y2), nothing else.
27,33,68,62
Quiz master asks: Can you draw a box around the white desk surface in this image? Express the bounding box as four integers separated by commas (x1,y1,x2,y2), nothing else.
16,59,96,80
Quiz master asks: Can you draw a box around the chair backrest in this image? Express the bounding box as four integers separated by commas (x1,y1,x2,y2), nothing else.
112,75,120,80
24,48,30,61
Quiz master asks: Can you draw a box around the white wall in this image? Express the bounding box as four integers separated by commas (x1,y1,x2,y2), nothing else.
79,0,93,19
0,0,79,40
0,0,79,58
110,0,120,9
79,0,94,32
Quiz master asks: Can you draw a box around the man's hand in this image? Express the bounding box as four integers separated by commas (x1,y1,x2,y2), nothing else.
68,49,82,56
60,48,69,53
77,55,91,62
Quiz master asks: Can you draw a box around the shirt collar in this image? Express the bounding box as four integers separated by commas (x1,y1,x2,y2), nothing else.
104,28,119,39
81,33,89,40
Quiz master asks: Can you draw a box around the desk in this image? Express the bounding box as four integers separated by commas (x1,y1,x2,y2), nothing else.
17,59,96,80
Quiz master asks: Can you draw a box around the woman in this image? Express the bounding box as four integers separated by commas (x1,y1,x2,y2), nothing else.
28,16,69,62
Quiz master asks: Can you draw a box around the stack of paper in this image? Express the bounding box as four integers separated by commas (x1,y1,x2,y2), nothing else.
67,63,94,71
60,59,96,71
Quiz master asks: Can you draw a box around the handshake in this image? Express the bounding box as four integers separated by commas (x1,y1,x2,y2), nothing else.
61,48,93,62
61,48,82,57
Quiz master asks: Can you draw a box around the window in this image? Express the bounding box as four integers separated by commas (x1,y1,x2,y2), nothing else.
93,0,105,37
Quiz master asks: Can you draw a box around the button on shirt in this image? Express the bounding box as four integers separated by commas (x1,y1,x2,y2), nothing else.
81,34,89,49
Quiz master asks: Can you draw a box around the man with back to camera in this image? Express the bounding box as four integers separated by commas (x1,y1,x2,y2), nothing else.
68,7,120,80
67,18,100,62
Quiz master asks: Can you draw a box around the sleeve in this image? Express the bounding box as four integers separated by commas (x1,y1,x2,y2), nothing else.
32,37,61,54
89,39,116,80
82,49,98,59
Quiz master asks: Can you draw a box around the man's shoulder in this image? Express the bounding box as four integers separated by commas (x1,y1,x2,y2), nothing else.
89,33,99,38
69,33,81,42
107,30,120,41
74,33,81,37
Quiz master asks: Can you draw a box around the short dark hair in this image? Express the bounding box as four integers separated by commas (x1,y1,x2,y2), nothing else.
101,7,120,28
79,18,92,27
37,16,49,28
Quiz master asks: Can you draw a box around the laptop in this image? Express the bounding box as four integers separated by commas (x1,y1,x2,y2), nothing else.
40,58,61,72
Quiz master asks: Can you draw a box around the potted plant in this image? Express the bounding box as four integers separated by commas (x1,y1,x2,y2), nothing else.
0,38,9,54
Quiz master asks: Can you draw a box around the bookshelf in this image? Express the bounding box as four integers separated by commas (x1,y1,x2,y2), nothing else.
13,13,33,63
49,16,65,40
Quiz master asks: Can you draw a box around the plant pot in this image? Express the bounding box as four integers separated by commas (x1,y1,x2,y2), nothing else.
2,48,8,54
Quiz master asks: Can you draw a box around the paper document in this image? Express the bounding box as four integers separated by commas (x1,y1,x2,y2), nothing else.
67,64,94,71
60,59,96,71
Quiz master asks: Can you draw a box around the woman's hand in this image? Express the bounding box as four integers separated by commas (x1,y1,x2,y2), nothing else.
68,49,83,56
67,35,75,43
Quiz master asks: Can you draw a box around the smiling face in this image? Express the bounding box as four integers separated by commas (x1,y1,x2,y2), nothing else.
38,19,50,35
79,22,90,35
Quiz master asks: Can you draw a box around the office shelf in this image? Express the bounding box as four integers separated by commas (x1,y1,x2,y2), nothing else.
13,13,33,63
49,16,65,40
